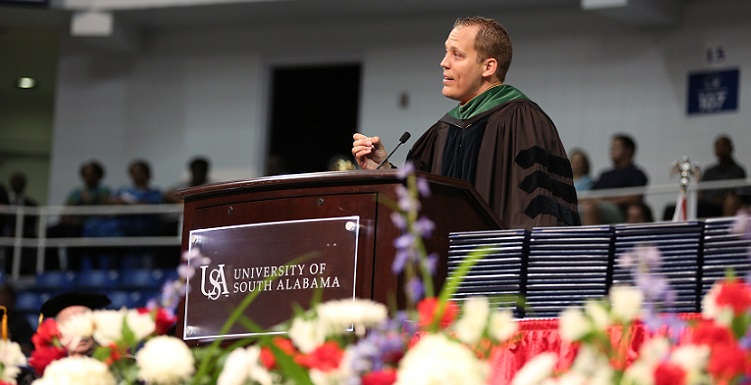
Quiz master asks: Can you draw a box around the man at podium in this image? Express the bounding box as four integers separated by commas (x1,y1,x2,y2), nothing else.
352,16,579,230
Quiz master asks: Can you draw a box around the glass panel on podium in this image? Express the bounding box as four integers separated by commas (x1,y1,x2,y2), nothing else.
182,215,360,341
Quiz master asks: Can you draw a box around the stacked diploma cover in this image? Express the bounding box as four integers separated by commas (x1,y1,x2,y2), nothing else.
447,229,528,317
447,218,751,318
612,221,704,313
524,225,613,318
702,218,751,297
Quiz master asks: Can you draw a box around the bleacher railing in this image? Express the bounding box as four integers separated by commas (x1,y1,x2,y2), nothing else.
0,204,183,280
1,178,749,281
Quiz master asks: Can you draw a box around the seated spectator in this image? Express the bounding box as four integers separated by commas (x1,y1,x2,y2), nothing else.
38,291,111,357
625,201,654,224
49,160,112,237
164,156,213,203
4,172,39,274
699,135,747,217
569,148,594,194
581,134,648,225
109,159,163,237
4,172,37,238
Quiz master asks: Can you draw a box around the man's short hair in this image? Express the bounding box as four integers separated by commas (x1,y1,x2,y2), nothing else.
454,16,512,82
613,134,637,155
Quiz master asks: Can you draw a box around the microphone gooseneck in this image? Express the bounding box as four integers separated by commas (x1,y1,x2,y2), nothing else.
376,131,411,169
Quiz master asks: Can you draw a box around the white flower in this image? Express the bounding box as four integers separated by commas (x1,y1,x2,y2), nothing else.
584,300,610,329
454,297,490,344
288,317,326,353
511,352,557,385
125,309,156,340
559,308,590,342
395,334,488,385
218,346,272,385
638,336,670,365
609,285,643,322
92,309,127,345
621,337,670,385
489,309,518,342
621,362,655,385
136,336,195,385
670,344,710,385
701,283,734,326
315,299,388,337
567,346,613,385
31,356,116,385
58,311,95,339
0,340,27,383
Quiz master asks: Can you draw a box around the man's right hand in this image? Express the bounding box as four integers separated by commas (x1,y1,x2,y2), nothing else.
352,133,391,170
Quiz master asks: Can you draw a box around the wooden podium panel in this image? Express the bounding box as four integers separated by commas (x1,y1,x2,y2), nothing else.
176,170,502,344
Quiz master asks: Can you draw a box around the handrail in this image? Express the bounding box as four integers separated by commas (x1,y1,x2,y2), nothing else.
0,203,183,280
1,178,749,281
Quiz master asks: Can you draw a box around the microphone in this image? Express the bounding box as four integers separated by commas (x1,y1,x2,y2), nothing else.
377,132,411,169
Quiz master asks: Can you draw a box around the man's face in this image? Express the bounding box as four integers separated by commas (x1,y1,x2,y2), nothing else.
440,25,489,104
610,138,630,164
57,305,96,356
714,137,732,160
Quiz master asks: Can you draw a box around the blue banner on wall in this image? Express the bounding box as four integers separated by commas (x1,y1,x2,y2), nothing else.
687,68,739,115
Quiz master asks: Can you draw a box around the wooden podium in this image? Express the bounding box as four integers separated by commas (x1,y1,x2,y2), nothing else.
175,170,502,345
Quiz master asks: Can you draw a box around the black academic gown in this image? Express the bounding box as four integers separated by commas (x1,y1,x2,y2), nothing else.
406,99,580,230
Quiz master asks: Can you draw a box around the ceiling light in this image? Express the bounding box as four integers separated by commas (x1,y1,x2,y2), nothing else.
16,77,37,89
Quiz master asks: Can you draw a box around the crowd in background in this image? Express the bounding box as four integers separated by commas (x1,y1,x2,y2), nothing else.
572,133,750,226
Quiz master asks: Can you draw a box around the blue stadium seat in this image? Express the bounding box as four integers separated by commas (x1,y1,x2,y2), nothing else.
106,291,146,309
75,269,120,289
119,269,167,290
34,271,76,291
15,291,43,314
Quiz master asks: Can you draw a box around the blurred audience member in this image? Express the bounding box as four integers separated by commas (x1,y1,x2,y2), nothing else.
625,201,654,224
4,172,38,238
50,161,112,238
0,283,34,356
3,173,39,274
110,159,163,236
699,135,747,217
46,161,112,271
581,134,648,225
164,156,213,203
38,291,111,357
569,148,593,193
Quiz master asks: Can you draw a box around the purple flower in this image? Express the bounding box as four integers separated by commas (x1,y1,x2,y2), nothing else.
392,249,411,274
414,216,435,238
424,252,438,274
397,162,415,180
390,211,407,230
406,276,424,302
416,177,431,198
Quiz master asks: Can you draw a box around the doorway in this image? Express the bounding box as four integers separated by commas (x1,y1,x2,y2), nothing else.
267,64,361,175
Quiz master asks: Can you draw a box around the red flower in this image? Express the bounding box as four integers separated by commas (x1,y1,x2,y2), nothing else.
654,361,686,385
687,319,735,347
28,345,67,375
417,297,459,328
362,368,398,385
707,342,751,383
32,319,61,349
104,342,124,366
260,337,299,370
295,341,344,372
715,279,751,315
138,307,177,335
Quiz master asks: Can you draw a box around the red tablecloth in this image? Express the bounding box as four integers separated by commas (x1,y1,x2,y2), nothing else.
488,314,703,385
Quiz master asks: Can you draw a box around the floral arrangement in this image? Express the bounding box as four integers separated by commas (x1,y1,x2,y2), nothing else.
15,167,751,385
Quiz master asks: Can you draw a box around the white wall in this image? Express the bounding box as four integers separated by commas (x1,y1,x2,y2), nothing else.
48,1,751,219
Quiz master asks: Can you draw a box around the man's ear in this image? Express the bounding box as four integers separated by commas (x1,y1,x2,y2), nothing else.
482,58,498,78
